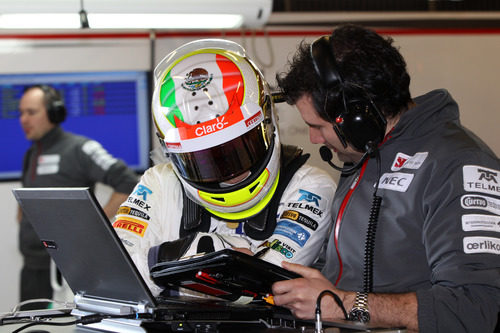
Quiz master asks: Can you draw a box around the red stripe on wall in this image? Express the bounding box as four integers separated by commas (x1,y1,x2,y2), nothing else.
1,27,500,40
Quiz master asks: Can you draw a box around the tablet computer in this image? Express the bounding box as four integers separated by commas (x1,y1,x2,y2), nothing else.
150,249,300,302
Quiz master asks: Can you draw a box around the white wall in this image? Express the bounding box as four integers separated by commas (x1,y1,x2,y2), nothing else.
1,25,499,312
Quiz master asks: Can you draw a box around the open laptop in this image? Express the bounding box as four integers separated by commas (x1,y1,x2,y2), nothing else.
12,187,406,333
11,187,306,332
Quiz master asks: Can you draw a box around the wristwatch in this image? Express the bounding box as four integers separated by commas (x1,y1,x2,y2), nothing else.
348,292,370,323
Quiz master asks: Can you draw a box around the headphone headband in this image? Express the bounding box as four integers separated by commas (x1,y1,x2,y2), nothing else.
310,35,387,153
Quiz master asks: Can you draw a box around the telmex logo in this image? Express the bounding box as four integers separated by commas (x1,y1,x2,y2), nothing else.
194,116,229,137
462,196,488,207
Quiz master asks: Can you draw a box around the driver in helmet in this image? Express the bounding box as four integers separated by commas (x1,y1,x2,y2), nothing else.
113,39,336,296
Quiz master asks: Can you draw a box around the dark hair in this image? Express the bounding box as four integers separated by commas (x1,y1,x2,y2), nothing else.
276,24,411,119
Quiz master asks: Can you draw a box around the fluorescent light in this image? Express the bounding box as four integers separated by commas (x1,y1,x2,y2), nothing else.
0,14,80,29
89,13,244,29
0,13,244,30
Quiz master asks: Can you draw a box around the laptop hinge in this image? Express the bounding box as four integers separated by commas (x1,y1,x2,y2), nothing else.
73,293,152,316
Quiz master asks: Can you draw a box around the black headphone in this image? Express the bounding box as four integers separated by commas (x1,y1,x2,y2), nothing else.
310,35,387,153
37,84,67,124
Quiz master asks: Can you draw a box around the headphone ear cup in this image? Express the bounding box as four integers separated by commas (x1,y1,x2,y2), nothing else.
47,100,67,124
338,99,386,152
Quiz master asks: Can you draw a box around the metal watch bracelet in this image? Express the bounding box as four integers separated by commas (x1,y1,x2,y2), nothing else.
348,291,370,323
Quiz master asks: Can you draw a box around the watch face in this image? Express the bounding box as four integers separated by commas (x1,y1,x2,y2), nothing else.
348,308,371,323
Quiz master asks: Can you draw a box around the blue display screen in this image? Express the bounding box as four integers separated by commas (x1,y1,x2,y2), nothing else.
0,71,151,180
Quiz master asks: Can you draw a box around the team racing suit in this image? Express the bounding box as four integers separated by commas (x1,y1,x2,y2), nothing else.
114,157,336,296
322,89,500,332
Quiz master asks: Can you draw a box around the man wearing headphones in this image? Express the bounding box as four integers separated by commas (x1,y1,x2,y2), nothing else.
17,84,139,309
272,24,500,332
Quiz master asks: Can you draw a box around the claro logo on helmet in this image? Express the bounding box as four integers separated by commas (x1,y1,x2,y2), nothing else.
194,116,229,137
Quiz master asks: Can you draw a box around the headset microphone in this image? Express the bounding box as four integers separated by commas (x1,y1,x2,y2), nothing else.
319,145,370,175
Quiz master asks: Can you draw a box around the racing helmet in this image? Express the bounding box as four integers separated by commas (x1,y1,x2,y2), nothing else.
152,39,281,220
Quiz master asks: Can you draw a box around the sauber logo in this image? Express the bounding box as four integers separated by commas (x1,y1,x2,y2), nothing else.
113,217,148,237
194,116,229,137
394,156,407,169
391,152,428,172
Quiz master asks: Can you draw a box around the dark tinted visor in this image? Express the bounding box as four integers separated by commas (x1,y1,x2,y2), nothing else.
170,123,272,184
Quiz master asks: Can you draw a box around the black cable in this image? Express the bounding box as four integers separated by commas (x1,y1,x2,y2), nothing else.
314,289,349,332
362,148,383,293
11,313,152,333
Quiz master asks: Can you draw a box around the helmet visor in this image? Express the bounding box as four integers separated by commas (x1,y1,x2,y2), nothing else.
170,123,272,184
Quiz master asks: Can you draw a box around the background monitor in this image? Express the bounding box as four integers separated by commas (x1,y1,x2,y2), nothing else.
0,71,151,180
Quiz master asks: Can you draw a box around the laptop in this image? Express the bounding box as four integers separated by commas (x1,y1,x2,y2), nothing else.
11,187,303,331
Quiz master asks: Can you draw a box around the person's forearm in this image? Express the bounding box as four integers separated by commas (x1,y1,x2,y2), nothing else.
102,192,129,219
368,292,418,332
323,291,418,332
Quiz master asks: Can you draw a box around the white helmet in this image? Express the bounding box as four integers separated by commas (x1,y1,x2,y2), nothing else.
152,39,280,220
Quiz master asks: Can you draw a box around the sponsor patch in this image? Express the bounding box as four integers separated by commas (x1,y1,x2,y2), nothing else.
126,196,151,211
298,189,322,207
378,172,414,192
260,239,296,259
463,236,500,255
463,165,500,196
113,216,148,237
37,154,60,175
461,194,500,215
286,202,323,217
82,140,117,171
133,184,153,201
117,206,150,221
41,239,57,250
274,220,311,247
391,152,428,171
462,214,500,232
281,210,318,231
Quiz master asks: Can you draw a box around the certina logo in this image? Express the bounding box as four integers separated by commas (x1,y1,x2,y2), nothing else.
463,236,500,255
194,116,229,137
462,196,488,208
463,165,500,196
245,111,263,128
181,67,213,91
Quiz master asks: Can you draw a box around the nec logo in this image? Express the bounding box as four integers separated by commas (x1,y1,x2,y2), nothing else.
297,189,321,207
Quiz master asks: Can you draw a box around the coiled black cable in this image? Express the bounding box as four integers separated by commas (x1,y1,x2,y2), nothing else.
362,148,383,293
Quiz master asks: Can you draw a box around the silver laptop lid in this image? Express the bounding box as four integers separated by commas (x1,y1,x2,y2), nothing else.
13,187,156,315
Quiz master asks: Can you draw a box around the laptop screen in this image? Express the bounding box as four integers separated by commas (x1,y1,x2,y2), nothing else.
13,187,156,310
